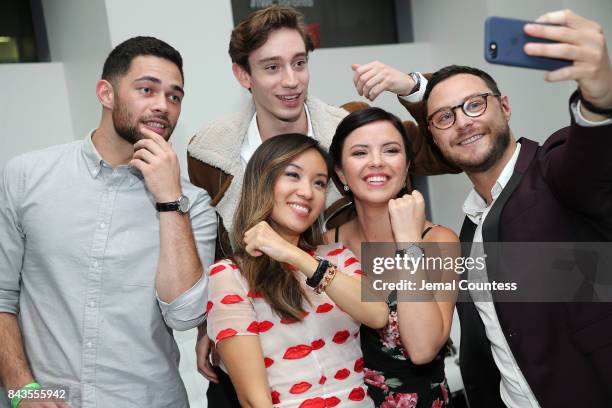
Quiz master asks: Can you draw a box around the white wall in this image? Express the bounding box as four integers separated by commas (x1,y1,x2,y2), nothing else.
42,0,112,140
0,63,74,167
309,42,433,114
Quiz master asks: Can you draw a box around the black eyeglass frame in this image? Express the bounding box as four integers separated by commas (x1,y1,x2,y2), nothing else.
427,92,501,130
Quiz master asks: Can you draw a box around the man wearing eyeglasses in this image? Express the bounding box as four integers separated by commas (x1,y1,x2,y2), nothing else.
357,8,612,408
419,10,612,408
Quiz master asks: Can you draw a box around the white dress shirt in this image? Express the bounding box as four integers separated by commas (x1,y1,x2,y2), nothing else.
463,143,541,407
240,104,314,166
0,132,217,407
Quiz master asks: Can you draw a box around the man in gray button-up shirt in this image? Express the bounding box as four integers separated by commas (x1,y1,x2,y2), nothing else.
0,37,216,407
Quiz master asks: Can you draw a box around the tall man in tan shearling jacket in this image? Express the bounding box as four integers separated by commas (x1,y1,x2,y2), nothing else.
188,6,456,261
187,5,458,407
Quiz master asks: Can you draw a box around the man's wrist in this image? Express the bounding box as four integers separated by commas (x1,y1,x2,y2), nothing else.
156,192,190,214
197,321,208,339
577,88,612,120
398,72,427,103
9,382,41,408
406,72,421,95
155,189,183,204
572,92,612,126
4,374,36,396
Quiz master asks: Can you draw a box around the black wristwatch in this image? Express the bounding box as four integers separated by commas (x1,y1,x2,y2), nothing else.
396,244,425,260
156,195,190,214
407,72,422,95
306,257,330,288
578,89,612,117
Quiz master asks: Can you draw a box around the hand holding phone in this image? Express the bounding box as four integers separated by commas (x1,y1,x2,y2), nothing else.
484,16,571,71
485,10,612,116
521,10,612,112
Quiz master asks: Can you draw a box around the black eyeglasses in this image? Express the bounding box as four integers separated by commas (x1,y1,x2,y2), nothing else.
427,93,501,130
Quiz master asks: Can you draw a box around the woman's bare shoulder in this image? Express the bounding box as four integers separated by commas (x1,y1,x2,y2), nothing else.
423,222,459,243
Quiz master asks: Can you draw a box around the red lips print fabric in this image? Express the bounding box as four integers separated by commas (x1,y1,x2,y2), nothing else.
289,382,312,394
216,328,237,341
334,368,351,380
348,387,366,401
344,257,359,268
206,247,371,407
332,330,350,344
247,289,263,299
311,339,325,350
326,246,346,257
209,264,226,276
316,303,334,313
271,390,281,404
220,294,243,304
283,344,313,360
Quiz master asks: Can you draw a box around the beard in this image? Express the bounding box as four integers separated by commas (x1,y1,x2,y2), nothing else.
112,101,141,145
111,96,173,144
450,121,511,173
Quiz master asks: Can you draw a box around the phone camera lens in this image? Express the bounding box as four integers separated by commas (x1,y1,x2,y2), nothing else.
489,42,498,59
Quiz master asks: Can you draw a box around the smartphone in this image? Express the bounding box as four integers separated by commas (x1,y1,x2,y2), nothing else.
484,16,572,70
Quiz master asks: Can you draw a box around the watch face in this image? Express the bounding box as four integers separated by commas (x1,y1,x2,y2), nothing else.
405,245,424,260
177,195,190,213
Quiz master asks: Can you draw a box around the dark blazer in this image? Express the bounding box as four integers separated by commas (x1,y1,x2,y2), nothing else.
457,97,612,407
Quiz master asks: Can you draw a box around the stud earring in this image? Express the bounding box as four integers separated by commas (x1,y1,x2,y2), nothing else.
343,184,350,192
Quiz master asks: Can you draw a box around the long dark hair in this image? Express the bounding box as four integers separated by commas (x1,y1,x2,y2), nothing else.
232,133,332,321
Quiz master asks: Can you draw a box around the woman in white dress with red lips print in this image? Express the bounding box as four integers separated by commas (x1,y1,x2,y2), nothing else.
206,134,389,407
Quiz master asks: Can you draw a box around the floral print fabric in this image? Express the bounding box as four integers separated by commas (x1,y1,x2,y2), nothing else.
361,291,451,408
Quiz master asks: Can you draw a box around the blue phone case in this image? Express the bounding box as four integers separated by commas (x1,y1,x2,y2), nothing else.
484,16,571,71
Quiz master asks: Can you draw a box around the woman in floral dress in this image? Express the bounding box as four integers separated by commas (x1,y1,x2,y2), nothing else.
327,108,459,407
206,134,390,407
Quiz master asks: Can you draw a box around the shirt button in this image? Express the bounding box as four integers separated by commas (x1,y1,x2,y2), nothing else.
89,301,95,308
92,260,98,268
87,342,93,348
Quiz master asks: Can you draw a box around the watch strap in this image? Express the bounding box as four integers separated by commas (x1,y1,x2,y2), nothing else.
306,257,330,288
578,89,612,116
395,243,425,259
156,195,189,213
156,202,180,212
408,72,422,95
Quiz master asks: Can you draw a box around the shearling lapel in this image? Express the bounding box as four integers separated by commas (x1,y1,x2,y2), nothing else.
307,97,349,149
187,101,255,234
187,102,255,178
